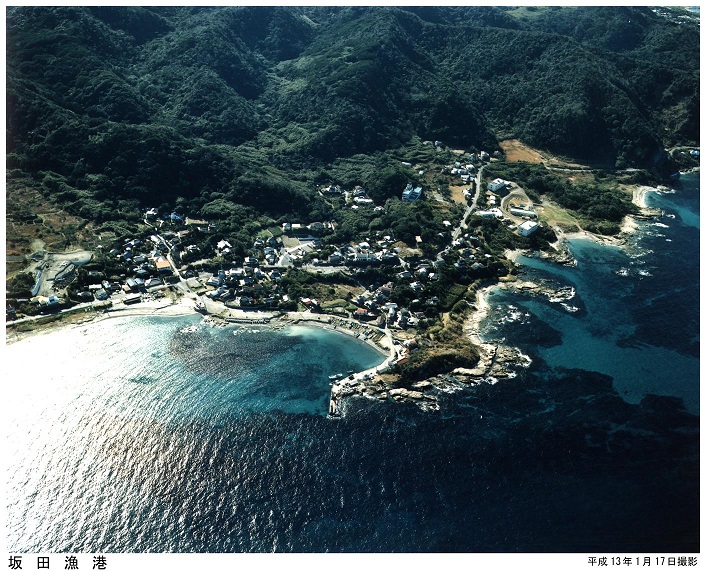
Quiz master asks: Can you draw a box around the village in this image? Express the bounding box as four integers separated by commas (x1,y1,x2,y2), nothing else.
7,144,574,416
8,145,550,329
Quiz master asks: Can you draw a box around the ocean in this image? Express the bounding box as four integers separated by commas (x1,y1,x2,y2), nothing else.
5,174,699,553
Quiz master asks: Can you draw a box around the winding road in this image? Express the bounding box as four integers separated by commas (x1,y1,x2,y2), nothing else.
452,163,487,240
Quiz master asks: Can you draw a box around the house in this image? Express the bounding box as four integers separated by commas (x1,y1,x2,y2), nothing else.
145,278,163,289
402,184,423,202
354,308,374,321
353,252,379,264
379,282,394,295
518,220,539,236
353,197,374,206
217,240,232,251
308,222,325,232
480,151,490,161
328,252,344,265
488,178,509,192
154,258,172,274
170,212,184,223
145,208,158,219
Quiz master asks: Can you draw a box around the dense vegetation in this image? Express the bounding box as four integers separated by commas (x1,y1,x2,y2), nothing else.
6,6,698,228
484,163,639,234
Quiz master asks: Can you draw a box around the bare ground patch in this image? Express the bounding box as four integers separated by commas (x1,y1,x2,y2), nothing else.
533,200,582,233
6,181,96,277
500,139,614,171
499,139,544,163
449,184,471,205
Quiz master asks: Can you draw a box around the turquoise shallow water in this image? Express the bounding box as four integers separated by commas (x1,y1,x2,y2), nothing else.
5,174,699,553
6,317,385,421
481,173,700,414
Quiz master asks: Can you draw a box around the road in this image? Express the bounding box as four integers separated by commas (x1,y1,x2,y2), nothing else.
151,233,197,299
452,163,487,240
500,189,532,216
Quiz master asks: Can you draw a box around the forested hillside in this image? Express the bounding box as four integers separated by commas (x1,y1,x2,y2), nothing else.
6,6,699,222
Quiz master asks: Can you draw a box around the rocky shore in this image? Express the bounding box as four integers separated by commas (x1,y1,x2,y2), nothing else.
327,283,537,416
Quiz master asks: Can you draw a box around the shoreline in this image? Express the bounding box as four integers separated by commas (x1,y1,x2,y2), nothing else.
465,285,494,347
277,312,391,360
6,297,199,345
6,295,391,362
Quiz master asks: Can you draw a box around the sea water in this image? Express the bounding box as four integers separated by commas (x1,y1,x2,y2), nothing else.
5,175,699,553
481,174,699,413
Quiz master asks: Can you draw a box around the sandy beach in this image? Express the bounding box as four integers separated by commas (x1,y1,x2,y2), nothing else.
6,295,393,366
632,185,657,209
282,311,392,360
465,286,494,346
6,296,199,345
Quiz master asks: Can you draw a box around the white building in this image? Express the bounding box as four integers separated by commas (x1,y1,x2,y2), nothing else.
488,178,509,192
510,208,537,219
475,208,504,219
518,221,539,236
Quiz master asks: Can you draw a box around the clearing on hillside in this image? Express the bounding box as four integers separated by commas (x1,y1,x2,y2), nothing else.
499,139,544,163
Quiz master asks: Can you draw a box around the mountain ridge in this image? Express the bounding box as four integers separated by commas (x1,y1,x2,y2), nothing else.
6,6,699,219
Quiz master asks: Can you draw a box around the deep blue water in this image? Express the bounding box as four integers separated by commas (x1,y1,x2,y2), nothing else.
5,176,699,553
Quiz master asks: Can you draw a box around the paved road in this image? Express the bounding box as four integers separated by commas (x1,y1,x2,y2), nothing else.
500,189,532,215
452,164,487,240
152,233,197,298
